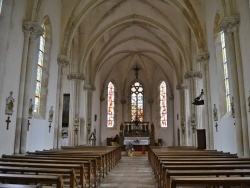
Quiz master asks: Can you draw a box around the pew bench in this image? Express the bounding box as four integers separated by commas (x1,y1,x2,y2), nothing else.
0,173,64,188
0,162,86,188
165,169,250,188
0,166,77,188
170,176,250,188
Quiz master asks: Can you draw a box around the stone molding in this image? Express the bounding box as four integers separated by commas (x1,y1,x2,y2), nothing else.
83,85,96,91
184,71,202,79
67,73,85,81
169,96,174,100
195,52,210,65
57,55,71,67
22,21,44,39
176,84,188,90
148,99,154,104
219,15,240,34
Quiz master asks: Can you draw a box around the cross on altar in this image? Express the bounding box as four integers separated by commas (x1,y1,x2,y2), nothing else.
215,122,218,132
6,116,11,130
27,120,30,131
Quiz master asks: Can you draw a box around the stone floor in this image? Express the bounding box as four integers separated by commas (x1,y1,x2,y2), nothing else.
97,152,157,188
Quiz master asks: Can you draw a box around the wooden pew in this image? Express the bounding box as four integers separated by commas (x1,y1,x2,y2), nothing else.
0,156,95,187
0,166,77,188
0,173,64,188
170,176,250,188
0,162,86,188
165,169,250,188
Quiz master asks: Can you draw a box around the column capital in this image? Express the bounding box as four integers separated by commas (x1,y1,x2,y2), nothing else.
176,84,188,90
22,21,44,39
219,15,240,34
184,71,202,79
195,52,210,65
57,55,71,67
83,85,96,91
67,73,85,81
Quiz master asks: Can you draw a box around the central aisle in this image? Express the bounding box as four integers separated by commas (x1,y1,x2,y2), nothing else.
98,153,157,188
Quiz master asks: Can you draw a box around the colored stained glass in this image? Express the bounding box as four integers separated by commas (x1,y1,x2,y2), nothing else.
131,82,143,121
107,82,115,128
35,24,45,113
160,81,167,127
0,0,2,15
221,31,231,112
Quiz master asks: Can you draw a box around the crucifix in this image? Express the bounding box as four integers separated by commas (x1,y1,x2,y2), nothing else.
27,120,30,131
133,65,140,79
215,122,218,132
49,123,51,133
6,116,11,130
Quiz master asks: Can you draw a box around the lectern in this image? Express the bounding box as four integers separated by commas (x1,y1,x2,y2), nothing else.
197,129,206,149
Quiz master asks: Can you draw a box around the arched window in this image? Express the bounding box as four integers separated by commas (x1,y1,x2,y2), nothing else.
131,81,143,121
0,0,3,15
220,31,231,111
34,23,45,113
107,82,115,128
34,17,52,118
160,81,167,127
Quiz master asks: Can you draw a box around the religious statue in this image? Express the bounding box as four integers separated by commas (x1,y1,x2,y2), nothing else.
213,104,218,121
151,123,155,132
231,97,235,118
48,106,54,122
74,114,80,126
5,91,15,115
28,98,33,119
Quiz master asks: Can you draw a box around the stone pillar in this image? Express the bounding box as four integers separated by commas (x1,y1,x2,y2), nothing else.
219,15,248,156
83,84,96,144
184,71,202,146
67,73,85,146
14,21,43,154
196,52,214,150
176,84,188,145
120,98,127,123
148,98,154,123
55,55,71,149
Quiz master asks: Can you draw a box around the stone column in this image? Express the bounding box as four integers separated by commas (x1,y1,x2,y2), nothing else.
184,71,202,146
176,84,188,145
15,21,43,154
67,73,85,146
120,98,127,123
148,98,154,123
83,84,96,144
196,52,214,150
55,55,71,149
219,15,248,156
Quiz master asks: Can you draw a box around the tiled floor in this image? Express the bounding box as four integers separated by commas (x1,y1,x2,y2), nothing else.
98,152,157,188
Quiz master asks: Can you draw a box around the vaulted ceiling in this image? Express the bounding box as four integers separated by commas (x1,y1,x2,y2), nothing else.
61,0,207,94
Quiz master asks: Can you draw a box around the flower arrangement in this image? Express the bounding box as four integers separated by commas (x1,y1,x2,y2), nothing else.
125,142,134,157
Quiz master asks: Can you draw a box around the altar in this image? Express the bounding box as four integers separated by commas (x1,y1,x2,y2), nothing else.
123,137,150,154
123,137,150,145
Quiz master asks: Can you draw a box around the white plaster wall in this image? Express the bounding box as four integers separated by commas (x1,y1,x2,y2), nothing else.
26,0,61,152
0,0,27,156
204,0,237,153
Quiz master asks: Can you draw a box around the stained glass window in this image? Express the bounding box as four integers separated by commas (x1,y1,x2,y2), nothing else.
0,0,2,15
220,31,231,111
107,82,115,128
160,81,167,127
131,82,143,121
35,24,45,113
